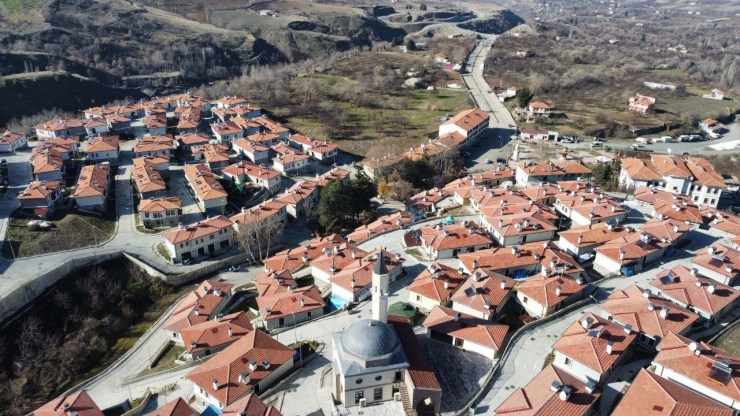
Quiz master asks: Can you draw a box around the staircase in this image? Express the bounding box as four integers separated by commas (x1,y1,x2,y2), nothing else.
394,382,417,416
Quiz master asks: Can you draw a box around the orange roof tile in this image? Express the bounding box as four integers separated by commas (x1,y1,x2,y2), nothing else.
558,223,633,248
181,312,253,353
263,235,346,273
451,269,514,314
418,221,492,250
458,242,584,277
176,132,211,146
651,155,692,178
687,157,725,187
612,369,732,416
132,157,166,194
73,162,109,198
553,312,636,374
256,285,325,320
230,199,287,228
34,390,103,416
84,135,119,153
222,394,283,416
346,211,414,244
441,108,490,132
186,330,295,405
184,164,228,201
222,161,281,181
150,398,199,416
423,305,508,350
138,196,182,213
517,274,585,308
162,215,234,246
652,265,740,315
409,262,467,302
164,280,234,332
620,158,663,181
133,134,174,154
32,152,64,174
0,130,25,145
386,315,442,391
692,244,740,278
17,180,61,201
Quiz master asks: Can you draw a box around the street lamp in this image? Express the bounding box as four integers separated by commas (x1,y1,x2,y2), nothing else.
292,312,302,369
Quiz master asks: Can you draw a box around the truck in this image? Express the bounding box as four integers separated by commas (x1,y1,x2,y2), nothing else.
636,137,649,144
652,136,673,143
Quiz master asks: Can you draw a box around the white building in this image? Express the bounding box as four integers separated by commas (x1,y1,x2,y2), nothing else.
162,215,234,263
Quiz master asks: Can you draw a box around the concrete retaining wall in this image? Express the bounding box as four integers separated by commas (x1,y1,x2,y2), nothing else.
120,389,151,416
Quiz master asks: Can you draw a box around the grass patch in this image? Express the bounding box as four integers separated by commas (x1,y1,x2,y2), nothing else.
404,248,427,262
137,344,186,377
156,242,172,261
2,209,116,258
0,0,45,11
712,325,740,357
288,340,319,361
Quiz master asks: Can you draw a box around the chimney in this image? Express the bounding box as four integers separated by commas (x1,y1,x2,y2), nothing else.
238,371,250,384
444,279,450,290
708,283,716,294
454,313,461,322
190,340,196,349
648,302,655,311
559,386,572,402
228,326,233,337
511,247,517,255
660,307,670,319
484,300,492,309
334,244,340,254
624,324,633,334
585,380,597,394
550,258,557,269
266,307,272,316
606,341,614,355
501,279,507,289
263,359,270,369
582,317,594,329
213,379,219,391
214,286,222,296
351,277,356,288
709,246,716,255
643,288,651,298
524,219,530,228
194,309,200,316
249,358,258,371
620,250,626,260
300,297,305,307
578,234,583,244
696,279,703,287
674,225,679,233
444,230,450,237
555,285,562,296
499,219,504,228
690,268,698,276
542,268,551,278
352,250,357,259
472,259,479,269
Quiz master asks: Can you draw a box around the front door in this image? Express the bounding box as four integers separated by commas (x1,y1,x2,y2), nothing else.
355,391,364,404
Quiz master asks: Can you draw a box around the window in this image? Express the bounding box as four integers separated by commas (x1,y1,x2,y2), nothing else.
375,375,382,381
307,311,312,318
416,295,421,301
356,378,363,384
145,213,150,218
374,387,383,400
355,391,364,404
522,296,528,304
279,317,284,326
564,357,572,367
711,199,716,204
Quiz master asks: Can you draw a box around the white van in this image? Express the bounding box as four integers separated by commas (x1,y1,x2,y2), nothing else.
636,137,649,144
590,142,603,148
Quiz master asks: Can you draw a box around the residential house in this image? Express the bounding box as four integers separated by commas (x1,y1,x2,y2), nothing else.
554,191,628,227
176,132,211,152
408,262,466,311
629,94,656,113
262,234,346,273
309,242,369,284
212,104,262,122
193,143,231,172
700,118,727,137
149,398,199,416
176,106,201,134
328,250,404,304
256,276,325,330
528,102,551,115
405,187,452,216
32,151,65,180
516,272,586,319
230,200,288,254
221,394,283,416
422,306,508,360
612,368,733,416
520,129,559,140
221,161,282,194
271,143,311,174
686,157,726,208
33,389,104,416
232,138,270,163
231,117,262,137
187,329,295,408
417,221,492,259
314,167,351,187
211,121,244,143
34,138,77,163
451,269,515,321
104,114,130,134
0,130,27,152
446,170,517,204
184,164,228,214
251,116,290,141
162,215,235,263
691,244,740,285
287,134,339,162
458,242,585,281
434,53,448,63
214,95,249,109
651,265,740,324
133,135,174,158
557,222,633,259
480,207,558,247
180,312,253,362
346,211,414,244
706,210,740,236
132,157,166,200
653,332,740,410
703,89,725,100
17,180,63,218
84,135,119,164
145,114,168,135
438,108,490,146
495,364,601,416
600,284,699,349
34,118,87,138
592,219,691,276
516,161,592,187
469,187,531,211
138,197,182,228
276,180,320,219
552,312,637,385
73,162,110,211
164,280,235,341
634,186,703,223
618,158,664,190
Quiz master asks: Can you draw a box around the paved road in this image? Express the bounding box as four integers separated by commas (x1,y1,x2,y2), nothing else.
462,39,516,130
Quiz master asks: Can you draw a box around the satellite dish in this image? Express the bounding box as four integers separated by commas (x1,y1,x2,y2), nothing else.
689,342,698,352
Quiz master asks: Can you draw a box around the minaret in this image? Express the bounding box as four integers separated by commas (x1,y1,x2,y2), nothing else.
372,250,390,324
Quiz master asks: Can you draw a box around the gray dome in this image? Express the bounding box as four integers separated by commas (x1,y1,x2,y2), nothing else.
341,319,400,361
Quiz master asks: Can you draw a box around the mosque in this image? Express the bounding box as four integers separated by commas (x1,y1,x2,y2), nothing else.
332,254,442,413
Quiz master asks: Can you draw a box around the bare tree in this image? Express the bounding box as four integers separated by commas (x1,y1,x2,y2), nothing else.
235,211,285,264
302,197,319,220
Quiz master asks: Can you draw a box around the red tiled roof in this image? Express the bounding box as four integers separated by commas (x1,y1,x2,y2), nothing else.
309,243,369,277
34,118,84,132
138,196,182,213
233,138,270,154
651,155,692,178
193,143,230,164
184,164,228,201
409,262,467,302
32,152,64,174
654,332,740,404
612,369,732,416
708,211,740,236
34,390,103,416
263,235,346,273
229,199,287,228
177,132,211,146
187,329,295,405
652,265,740,315
458,242,584,277
529,102,550,109
692,244,740,278
418,221,492,250
162,215,233,245
558,223,633,248
485,209,558,237
451,269,514,314
132,157,166,194
211,121,243,136
620,158,663,181
441,108,490,132
222,161,281,181
85,135,118,153
495,364,601,416
423,306,508,350
553,312,636,374
386,315,442,391
0,130,25,145
133,134,173,154
594,219,690,265
222,393,283,416
256,270,298,296
17,180,61,201
150,398,198,416
181,311,253,354
164,280,234,332
73,162,109,198
257,285,325,320
517,274,585,308
687,157,725,187
330,250,403,294
601,284,698,339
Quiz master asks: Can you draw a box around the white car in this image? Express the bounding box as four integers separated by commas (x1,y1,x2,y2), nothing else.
561,138,574,143
590,142,603,148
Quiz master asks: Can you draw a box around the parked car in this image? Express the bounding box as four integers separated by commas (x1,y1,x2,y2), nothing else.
630,144,641,150
561,138,574,143
590,142,603,148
